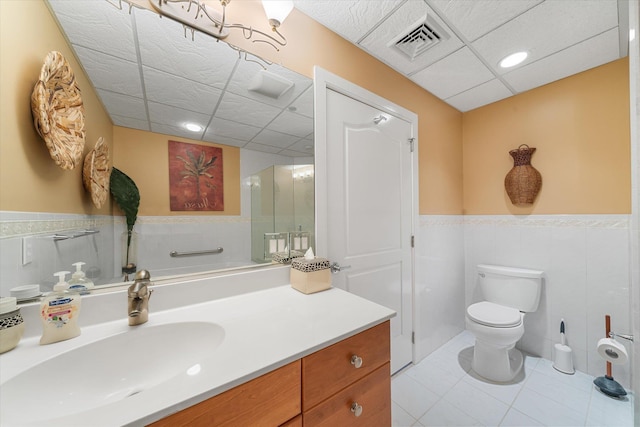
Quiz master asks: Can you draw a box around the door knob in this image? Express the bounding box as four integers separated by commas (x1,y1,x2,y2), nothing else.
330,262,351,273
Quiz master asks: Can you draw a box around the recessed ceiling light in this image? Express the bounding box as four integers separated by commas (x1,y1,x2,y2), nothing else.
499,51,528,68
184,123,203,132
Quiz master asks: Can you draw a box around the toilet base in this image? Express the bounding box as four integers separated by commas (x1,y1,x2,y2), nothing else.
471,340,523,382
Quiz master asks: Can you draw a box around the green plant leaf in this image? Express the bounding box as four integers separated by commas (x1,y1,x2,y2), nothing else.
110,167,140,233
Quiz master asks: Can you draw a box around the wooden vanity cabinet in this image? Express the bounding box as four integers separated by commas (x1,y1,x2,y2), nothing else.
148,361,301,427
302,321,391,426
148,321,390,427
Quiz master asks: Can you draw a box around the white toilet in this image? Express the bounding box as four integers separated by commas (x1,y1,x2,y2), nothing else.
465,264,544,382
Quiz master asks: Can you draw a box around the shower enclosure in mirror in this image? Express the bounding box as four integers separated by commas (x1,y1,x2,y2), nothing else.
251,165,315,263
0,0,314,297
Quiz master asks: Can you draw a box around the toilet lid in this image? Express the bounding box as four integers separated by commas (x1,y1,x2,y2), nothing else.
467,302,522,328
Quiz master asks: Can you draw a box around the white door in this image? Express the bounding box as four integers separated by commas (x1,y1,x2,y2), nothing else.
324,88,414,373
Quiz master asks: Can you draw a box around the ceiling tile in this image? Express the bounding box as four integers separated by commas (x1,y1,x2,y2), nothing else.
243,142,285,154
292,0,399,43
215,93,282,128
97,90,147,121
503,28,621,93
48,0,137,61
110,114,150,131
134,7,237,90
278,149,309,157
360,0,464,75
73,46,142,97
226,60,313,108
150,123,204,141
445,78,513,112
290,87,314,119
287,139,315,154
148,102,211,131
252,129,301,149
268,111,314,138
202,134,247,148
204,117,262,142
143,66,222,114
472,0,619,75
427,0,543,42
410,47,495,99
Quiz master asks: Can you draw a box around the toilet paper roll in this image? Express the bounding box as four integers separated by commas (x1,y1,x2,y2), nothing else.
597,338,628,365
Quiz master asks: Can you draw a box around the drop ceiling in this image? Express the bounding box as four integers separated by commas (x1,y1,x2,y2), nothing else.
293,0,629,112
47,0,314,158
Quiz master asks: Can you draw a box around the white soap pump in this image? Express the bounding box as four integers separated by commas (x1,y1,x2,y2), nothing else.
68,262,94,294
40,271,81,345
53,271,71,292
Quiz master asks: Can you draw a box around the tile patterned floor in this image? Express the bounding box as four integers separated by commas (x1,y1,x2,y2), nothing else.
392,331,634,426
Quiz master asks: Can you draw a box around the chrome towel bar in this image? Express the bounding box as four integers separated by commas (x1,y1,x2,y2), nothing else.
170,247,224,257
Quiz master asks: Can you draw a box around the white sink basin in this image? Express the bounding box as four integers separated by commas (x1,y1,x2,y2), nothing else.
1,321,225,425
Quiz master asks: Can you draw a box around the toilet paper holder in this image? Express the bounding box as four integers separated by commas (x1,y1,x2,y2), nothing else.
609,331,634,342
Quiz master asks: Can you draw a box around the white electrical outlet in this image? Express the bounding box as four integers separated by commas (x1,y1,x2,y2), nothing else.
22,237,33,265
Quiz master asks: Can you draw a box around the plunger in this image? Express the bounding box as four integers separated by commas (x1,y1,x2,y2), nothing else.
593,315,627,398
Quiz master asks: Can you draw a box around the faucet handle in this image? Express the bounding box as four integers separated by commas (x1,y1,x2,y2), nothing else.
129,270,152,297
135,270,151,281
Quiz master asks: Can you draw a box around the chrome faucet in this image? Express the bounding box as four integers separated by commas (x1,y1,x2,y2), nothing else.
128,270,153,326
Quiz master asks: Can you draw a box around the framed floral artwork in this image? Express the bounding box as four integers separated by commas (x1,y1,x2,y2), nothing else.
168,140,223,211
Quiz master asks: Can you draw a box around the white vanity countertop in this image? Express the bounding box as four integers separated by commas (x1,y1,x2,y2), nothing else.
0,285,395,426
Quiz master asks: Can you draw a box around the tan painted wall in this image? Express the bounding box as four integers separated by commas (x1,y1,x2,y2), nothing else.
224,1,464,215
463,58,631,215
3,1,631,217
113,127,240,216
0,0,113,214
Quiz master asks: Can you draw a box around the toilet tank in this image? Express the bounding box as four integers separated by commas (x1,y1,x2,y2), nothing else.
477,264,544,312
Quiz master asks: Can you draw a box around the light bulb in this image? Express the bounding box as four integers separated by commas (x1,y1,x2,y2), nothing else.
262,0,293,28
499,51,528,68
184,123,203,132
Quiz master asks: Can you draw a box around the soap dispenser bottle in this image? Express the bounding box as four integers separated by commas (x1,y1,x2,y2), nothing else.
40,271,81,345
68,262,94,294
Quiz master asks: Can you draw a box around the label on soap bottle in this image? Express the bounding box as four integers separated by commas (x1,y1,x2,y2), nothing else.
42,297,76,328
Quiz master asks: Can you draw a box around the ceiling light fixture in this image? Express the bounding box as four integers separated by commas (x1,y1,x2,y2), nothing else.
149,0,294,50
184,123,203,132
499,51,528,68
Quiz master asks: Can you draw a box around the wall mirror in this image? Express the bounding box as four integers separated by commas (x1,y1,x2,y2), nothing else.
1,0,314,298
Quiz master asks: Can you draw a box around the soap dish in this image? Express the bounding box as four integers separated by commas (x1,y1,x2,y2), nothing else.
0,297,25,353
10,284,41,301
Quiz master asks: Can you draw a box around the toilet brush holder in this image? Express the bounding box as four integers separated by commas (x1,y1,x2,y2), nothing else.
553,344,575,374
553,319,575,374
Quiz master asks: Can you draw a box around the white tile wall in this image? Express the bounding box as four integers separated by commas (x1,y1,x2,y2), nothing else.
463,214,632,388
0,212,116,295
414,215,465,360
416,213,632,389
0,213,254,296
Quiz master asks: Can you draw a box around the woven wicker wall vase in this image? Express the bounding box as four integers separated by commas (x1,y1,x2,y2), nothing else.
504,144,542,205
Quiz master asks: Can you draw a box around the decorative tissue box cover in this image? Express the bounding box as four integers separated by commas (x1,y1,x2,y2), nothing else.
290,257,331,294
272,250,304,264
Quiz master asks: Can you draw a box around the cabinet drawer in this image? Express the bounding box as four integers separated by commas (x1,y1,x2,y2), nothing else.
302,321,389,410
281,414,303,427
148,360,301,427
303,363,390,427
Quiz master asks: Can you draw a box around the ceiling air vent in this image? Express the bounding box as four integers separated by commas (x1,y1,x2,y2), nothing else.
390,15,450,61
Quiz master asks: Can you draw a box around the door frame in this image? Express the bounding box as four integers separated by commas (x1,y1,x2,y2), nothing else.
313,67,419,364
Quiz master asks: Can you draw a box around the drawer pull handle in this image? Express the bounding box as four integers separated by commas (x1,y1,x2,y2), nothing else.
351,355,363,368
351,402,363,417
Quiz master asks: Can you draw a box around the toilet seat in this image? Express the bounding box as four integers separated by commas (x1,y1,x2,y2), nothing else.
467,302,522,328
